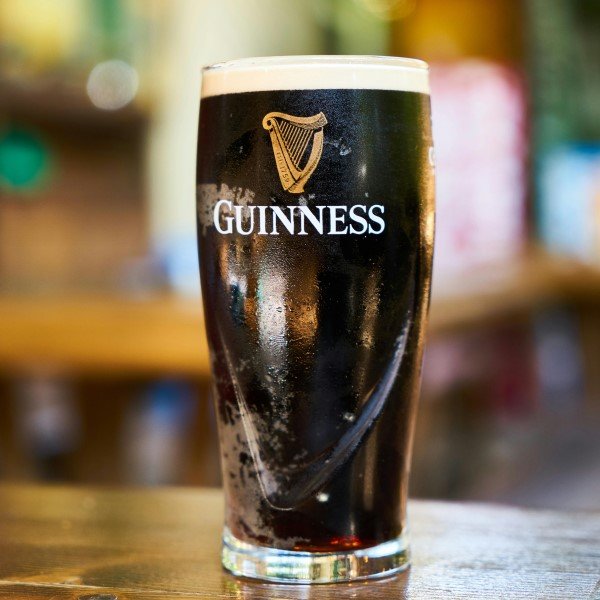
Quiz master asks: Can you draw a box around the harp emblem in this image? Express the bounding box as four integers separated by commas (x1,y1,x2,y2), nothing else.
262,111,327,193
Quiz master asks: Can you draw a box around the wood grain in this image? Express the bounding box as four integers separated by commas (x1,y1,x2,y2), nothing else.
0,484,598,599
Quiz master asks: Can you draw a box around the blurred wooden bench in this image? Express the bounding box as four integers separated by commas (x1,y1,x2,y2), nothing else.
1,252,599,377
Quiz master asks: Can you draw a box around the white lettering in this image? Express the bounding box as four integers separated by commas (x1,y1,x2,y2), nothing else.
211,201,387,236
257,206,268,235
234,205,255,235
298,205,325,234
214,199,234,234
328,205,348,235
368,205,385,234
271,206,296,235
349,204,368,235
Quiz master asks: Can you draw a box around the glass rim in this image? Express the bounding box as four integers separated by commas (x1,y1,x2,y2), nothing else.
201,55,430,98
203,55,429,73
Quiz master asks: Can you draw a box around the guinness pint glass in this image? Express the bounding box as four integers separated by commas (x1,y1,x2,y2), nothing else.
196,56,434,583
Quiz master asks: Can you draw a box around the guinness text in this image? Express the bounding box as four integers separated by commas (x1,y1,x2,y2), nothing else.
213,200,386,236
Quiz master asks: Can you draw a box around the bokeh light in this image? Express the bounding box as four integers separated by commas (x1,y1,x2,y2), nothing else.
86,59,139,111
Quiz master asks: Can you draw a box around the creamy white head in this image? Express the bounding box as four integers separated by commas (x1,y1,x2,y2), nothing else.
202,55,430,98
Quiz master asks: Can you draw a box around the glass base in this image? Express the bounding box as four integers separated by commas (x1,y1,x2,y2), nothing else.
222,527,410,584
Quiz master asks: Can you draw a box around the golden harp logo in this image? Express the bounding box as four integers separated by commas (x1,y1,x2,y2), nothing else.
262,111,327,194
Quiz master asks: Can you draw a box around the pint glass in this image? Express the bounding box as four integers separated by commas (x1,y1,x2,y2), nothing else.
196,56,434,583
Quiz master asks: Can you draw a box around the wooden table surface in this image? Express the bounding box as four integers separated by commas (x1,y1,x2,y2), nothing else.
0,485,598,600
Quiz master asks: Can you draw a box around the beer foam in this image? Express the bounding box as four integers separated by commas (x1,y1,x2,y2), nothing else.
202,56,429,98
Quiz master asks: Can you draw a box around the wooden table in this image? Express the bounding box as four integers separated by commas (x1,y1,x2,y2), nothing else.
0,485,598,599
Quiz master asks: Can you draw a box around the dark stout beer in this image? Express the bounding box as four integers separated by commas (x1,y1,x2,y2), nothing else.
196,56,434,583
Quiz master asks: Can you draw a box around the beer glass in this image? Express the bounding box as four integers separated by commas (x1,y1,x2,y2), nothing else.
196,56,434,583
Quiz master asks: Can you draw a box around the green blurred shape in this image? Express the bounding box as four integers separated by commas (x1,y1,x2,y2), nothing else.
90,0,130,59
0,126,51,192
312,0,389,55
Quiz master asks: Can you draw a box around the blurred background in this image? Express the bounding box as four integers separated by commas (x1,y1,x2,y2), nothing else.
0,0,599,510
